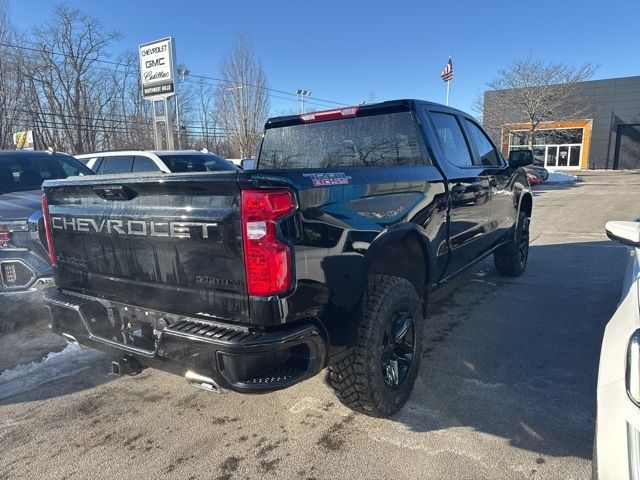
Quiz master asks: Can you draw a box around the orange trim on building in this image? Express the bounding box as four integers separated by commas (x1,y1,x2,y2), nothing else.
501,120,593,169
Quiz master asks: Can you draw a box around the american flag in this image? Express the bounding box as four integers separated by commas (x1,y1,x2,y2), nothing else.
441,57,453,82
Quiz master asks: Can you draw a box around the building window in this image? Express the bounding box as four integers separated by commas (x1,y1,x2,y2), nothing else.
508,127,584,169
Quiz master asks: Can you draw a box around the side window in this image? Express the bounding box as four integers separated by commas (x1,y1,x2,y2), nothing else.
60,161,86,177
464,119,502,167
88,157,102,172
98,156,134,174
429,112,473,167
132,156,159,173
77,156,95,165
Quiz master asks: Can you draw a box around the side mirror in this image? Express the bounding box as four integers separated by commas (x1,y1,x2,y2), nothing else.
509,149,534,168
240,158,256,170
605,221,640,247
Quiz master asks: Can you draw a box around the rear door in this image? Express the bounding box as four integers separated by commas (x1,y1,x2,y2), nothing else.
461,117,515,248
425,109,492,277
44,172,249,323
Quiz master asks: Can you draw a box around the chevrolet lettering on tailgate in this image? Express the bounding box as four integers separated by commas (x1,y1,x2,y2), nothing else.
51,216,218,239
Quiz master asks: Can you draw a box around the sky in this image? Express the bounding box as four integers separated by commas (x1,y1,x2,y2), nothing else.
7,0,640,116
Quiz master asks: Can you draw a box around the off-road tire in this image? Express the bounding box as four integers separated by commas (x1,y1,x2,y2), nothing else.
327,274,424,417
494,211,530,277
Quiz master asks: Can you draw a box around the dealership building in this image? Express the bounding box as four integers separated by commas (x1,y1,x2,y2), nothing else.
483,75,640,170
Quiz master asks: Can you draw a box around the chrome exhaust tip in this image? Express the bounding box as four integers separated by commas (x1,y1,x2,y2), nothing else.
62,333,79,346
185,370,223,393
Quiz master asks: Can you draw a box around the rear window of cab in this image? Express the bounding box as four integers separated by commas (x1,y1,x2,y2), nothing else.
259,112,429,169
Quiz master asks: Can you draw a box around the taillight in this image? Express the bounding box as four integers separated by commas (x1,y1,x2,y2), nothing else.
300,106,359,122
41,193,57,266
241,189,295,296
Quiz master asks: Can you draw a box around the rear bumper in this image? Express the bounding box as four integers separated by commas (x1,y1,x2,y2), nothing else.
43,289,327,393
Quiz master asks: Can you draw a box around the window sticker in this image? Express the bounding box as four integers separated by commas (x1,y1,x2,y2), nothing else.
303,172,352,186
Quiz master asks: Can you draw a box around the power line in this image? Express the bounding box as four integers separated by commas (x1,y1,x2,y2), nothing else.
0,41,351,108
11,119,242,138
10,112,247,136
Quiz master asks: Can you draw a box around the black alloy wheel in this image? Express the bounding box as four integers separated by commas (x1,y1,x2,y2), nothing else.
494,210,530,277
381,309,415,389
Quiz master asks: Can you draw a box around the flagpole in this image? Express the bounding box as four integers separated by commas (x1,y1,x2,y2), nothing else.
446,80,450,106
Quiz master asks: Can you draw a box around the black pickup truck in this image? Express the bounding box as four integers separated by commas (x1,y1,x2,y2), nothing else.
42,100,533,417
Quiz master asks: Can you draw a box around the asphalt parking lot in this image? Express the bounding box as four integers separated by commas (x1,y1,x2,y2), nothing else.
1,171,640,480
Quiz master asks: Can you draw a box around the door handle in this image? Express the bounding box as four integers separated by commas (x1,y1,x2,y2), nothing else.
450,184,466,195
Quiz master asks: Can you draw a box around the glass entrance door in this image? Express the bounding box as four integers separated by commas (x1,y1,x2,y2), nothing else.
569,145,581,167
558,146,569,167
546,146,558,167
544,145,581,168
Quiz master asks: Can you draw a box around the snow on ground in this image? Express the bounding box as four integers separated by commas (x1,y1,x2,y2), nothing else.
546,169,579,183
0,344,105,401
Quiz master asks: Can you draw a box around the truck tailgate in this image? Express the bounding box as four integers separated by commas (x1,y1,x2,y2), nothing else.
42,172,249,323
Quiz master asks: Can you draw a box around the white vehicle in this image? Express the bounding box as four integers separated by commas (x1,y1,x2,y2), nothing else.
594,220,640,479
75,150,236,174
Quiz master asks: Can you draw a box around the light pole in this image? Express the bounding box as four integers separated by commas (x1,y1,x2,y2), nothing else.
296,89,311,114
176,68,189,149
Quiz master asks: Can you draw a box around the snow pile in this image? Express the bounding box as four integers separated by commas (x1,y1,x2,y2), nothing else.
546,169,578,183
0,344,105,400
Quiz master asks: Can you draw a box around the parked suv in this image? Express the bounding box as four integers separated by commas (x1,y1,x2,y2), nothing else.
0,150,92,333
43,100,533,416
593,220,640,479
76,150,237,174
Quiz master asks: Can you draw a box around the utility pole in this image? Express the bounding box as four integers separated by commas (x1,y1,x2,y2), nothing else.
296,89,311,114
177,68,189,149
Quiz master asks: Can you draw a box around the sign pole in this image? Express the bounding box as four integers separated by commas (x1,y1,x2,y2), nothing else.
165,97,174,149
175,94,181,149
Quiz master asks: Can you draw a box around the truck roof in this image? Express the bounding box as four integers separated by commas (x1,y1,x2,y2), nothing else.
264,99,471,129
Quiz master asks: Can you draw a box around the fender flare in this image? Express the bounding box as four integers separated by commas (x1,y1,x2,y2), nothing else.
361,222,437,295
516,188,533,226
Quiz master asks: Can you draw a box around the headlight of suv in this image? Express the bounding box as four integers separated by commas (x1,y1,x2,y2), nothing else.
627,330,640,406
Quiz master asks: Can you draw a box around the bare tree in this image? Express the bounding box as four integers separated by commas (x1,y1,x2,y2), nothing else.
0,1,26,149
106,50,154,150
192,79,216,150
214,36,269,158
22,5,121,153
476,58,597,149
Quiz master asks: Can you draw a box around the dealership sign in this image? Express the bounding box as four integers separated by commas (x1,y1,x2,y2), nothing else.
139,37,176,98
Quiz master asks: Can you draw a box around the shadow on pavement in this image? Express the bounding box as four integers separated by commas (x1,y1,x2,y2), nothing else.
532,181,583,196
393,240,627,460
0,239,627,462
